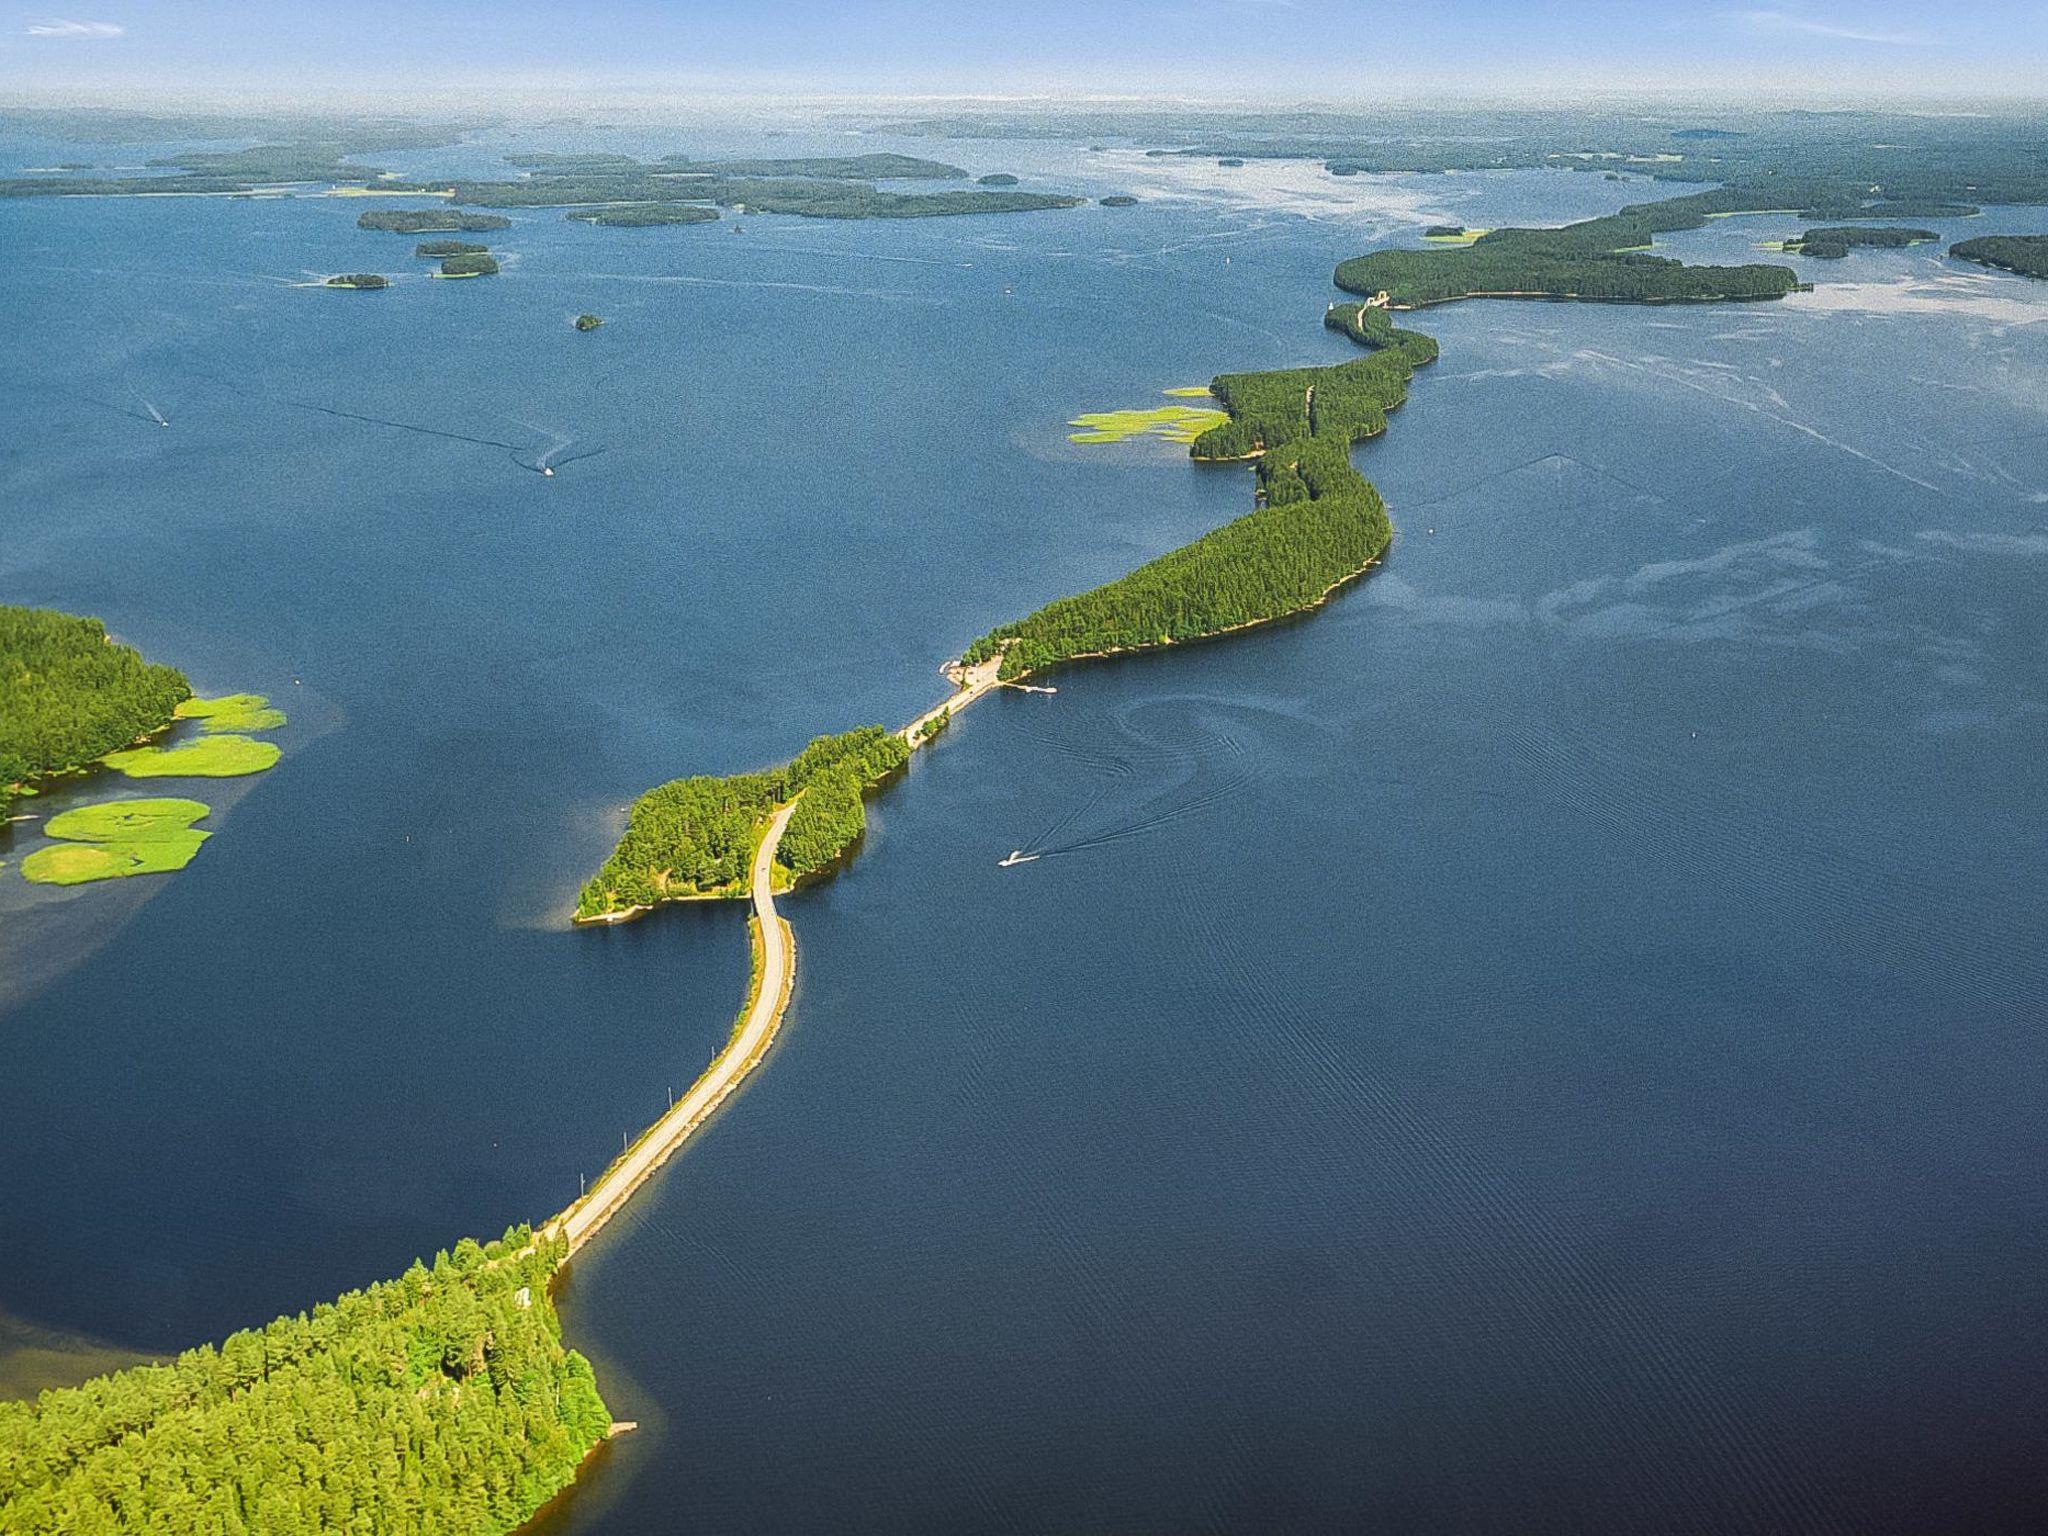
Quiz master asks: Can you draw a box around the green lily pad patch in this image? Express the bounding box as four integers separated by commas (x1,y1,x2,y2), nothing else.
175,693,287,732
20,797,213,885
104,735,280,778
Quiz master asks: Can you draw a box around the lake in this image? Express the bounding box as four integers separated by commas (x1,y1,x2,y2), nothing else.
4,125,2047,1532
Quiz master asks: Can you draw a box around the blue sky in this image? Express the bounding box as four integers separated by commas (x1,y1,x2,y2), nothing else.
4,1,2045,99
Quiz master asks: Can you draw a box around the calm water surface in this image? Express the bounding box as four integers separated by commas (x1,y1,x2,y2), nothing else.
3,128,2046,1533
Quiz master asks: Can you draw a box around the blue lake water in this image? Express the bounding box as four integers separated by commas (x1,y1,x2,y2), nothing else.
4,128,2047,1532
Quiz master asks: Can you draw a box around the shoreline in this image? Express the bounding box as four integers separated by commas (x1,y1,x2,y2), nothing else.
547,801,801,1255
570,650,1006,929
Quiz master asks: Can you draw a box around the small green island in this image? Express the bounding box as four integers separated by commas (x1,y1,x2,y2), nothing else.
976,172,1020,186
0,1230,612,1536
434,252,500,278
413,238,489,257
576,726,908,921
575,313,604,331
1950,234,2048,280
563,204,719,227
1099,195,1140,207
1777,225,1937,259
324,272,388,290
358,208,511,234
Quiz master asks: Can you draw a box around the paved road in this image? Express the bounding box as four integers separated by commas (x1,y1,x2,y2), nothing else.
554,799,800,1254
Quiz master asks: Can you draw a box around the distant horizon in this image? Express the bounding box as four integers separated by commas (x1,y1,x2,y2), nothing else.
5,84,2048,121
1,1,2044,104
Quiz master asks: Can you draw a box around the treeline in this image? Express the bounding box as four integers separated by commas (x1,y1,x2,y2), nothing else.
438,253,499,277
414,239,488,257
0,1230,609,1536
410,151,1082,222
564,205,719,227
961,306,1435,680
446,170,1081,220
1334,193,1801,308
655,153,965,180
1790,225,1936,259
576,726,909,919
1,606,190,814
358,210,511,234
1950,235,2048,280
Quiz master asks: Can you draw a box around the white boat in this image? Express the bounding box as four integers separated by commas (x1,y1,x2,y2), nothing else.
998,850,1040,867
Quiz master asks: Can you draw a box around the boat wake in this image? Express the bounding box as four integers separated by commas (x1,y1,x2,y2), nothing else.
506,416,607,477
1000,696,1260,864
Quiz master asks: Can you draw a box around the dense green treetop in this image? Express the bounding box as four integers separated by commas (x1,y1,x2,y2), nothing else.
655,152,966,180
0,1229,610,1536
563,204,719,227
1,606,190,813
413,239,489,257
574,313,604,331
324,273,389,289
412,150,1078,221
976,173,1020,186
576,726,909,919
358,209,511,233
1790,225,1937,259
1335,190,1802,308
1950,234,2048,280
962,304,1435,680
438,252,500,277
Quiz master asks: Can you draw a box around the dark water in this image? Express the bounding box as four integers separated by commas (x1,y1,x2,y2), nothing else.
5,126,2048,1532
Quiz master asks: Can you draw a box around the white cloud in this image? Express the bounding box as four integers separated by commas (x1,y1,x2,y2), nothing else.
1723,9,1933,46
24,18,125,38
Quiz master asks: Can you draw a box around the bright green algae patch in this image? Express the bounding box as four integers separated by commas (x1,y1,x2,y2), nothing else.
104,734,280,778
1069,402,1227,445
173,692,287,732
20,798,212,885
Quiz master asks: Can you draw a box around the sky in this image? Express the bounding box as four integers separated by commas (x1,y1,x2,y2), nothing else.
2,1,2045,103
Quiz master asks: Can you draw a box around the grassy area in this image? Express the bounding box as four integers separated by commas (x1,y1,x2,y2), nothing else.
20,798,212,886
173,693,286,732
1068,402,1228,445
1162,385,1216,398
1422,227,1492,245
104,734,280,778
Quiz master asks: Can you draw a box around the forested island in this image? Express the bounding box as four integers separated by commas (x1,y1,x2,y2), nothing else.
575,313,604,331
1950,235,2048,280
1335,192,1802,308
359,209,511,234
413,238,488,257
423,151,1084,220
1782,225,1936,259
1,607,190,816
0,1229,611,1535
564,204,719,227
323,272,388,290
576,726,909,921
976,173,1019,186
435,252,500,278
